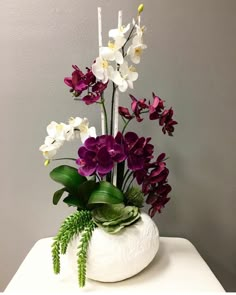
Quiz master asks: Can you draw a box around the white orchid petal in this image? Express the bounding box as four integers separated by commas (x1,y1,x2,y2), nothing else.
88,126,97,138
109,28,119,38
128,71,138,82
127,80,134,89
131,54,141,64
100,47,115,61
123,23,130,33
110,70,123,86
92,61,104,80
80,131,90,143
119,81,128,92
119,61,129,76
115,51,124,64
115,36,126,49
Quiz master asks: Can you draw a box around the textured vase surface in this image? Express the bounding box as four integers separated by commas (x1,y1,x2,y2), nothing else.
66,212,159,282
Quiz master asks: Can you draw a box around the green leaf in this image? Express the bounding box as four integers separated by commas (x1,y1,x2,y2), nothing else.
63,194,85,208
50,165,86,194
77,180,97,207
88,181,124,206
53,187,67,205
125,186,144,208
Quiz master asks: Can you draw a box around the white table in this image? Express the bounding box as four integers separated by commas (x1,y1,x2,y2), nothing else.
4,237,225,293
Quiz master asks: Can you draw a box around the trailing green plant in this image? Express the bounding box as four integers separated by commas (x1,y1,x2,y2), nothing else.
77,220,96,287
51,210,94,275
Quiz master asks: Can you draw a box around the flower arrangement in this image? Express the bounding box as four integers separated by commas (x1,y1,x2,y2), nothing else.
39,4,177,287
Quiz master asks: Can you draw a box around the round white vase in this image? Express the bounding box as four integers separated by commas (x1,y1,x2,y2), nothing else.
66,212,159,282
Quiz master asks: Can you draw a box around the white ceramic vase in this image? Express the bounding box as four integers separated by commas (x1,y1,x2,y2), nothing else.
66,212,159,282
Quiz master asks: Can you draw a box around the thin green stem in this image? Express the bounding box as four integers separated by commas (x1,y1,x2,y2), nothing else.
110,83,117,135
121,117,133,134
122,171,134,191
100,92,108,134
52,157,77,162
126,176,135,192
122,25,135,56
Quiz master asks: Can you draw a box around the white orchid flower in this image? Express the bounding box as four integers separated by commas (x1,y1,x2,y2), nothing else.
68,117,96,143
127,35,147,64
39,136,63,160
100,37,125,64
135,24,146,38
109,61,138,92
109,23,130,39
92,57,114,83
46,121,73,141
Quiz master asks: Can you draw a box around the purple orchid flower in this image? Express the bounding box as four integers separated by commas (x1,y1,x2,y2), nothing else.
64,65,108,104
76,135,126,177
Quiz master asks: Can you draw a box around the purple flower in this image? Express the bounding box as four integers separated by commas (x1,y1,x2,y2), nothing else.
64,65,90,94
119,132,154,172
64,65,108,104
118,107,133,120
130,95,148,122
159,108,178,136
76,135,126,177
147,183,171,217
82,93,100,105
149,92,165,120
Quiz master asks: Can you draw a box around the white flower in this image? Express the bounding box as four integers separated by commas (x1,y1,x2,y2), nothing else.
68,117,96,143
109,61,138,92
100,38,125,64
47,121,73,141
92,57,114,83
109,23,130,39
127,35,147,64
39,136,63,160
135,24,146,38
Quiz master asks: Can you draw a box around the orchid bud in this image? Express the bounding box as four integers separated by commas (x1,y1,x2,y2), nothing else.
44,159,50,166
138,4,144,14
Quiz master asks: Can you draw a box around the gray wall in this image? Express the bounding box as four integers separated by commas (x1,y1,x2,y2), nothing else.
0,0,235,291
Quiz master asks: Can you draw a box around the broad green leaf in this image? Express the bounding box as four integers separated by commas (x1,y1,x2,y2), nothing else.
63,194,85,208
52,187,67,205
50,165,86,194
88,181,124,206
125,187,144,208
77,180,97,207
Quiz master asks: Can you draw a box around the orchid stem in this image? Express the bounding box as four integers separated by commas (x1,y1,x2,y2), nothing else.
100,92,108,134
110,83,117,135
122,170,133,191
121,118,133,134
126,176,135,192
52,157,76,162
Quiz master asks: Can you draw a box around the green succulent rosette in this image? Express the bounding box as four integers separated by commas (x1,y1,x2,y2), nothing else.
92,203,140,234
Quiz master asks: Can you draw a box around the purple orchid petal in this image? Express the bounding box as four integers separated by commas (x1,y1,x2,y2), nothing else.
84,137,98,151
64,77,73,87
127,154,144,171
78,164,96,176
82,94,100,105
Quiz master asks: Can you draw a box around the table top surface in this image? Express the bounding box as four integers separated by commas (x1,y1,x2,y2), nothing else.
4,237,225,293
